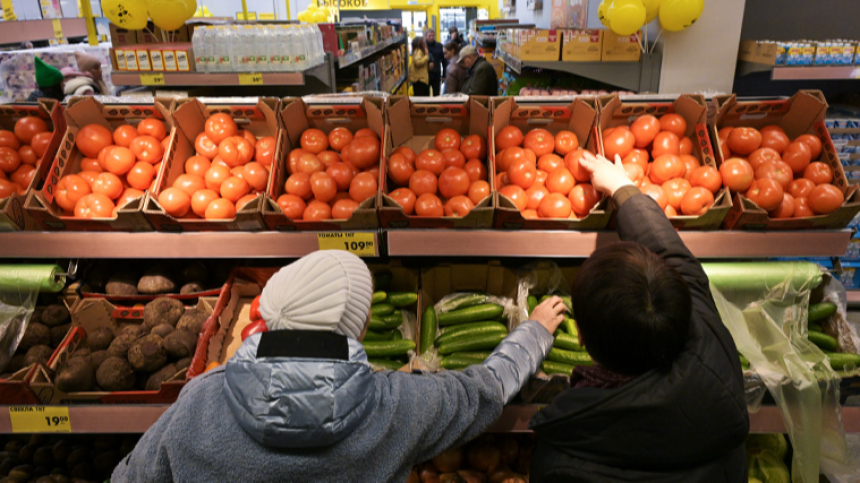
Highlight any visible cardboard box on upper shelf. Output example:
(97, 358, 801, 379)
(561, 29, 602, 62)
(601, 29, 641, 62)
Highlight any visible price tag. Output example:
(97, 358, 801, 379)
(51, 18, 64, 38)
(9, 406, 71, 433)
(1, 0, 16, 21)
(140, 73, 165, 86)
(238, 73, 263, 85)
(317, 232, 376, 257)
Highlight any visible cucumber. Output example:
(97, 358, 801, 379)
(372, 291, 388, 304)
(368, 358, 404, 371)
(369, 315, 402, 331)
(808, 330, 838, 352)
(389, 292, 418, 307)
(362, 339, 415, 357)
(563, 318, 578, 337)
(825, 352, 860, 370)
(438, 332, 506, 355)
(808, 323, 824, 333)
(434, 322, 508, 347)
(392, 330, 403, 340)
(542, 360, 576, 376)
(553, 332, 584, 352)
(436, 293, 489, 313)
(441, 352, 491, 370)
(546, 347, 593, 366)
(809, 302, 837, 322)
(419, 305, 437, 355)
(527, 295, 538, 316)
(364, 329, 395, 341)
(383, 312, 403, 325)
(560, 295, 573, 313)
(438, 303, 505, 327)
(374, 272, 392, 291)
(371, 303, 395, 317)
(739, 353, 750, 371)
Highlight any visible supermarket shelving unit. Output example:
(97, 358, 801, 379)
(0, 18, 88, 44)
(736, 61, 860, 81)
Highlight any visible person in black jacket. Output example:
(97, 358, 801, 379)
(424, 29, 445, 96)
(529, 152, 749, 482)
(448, 26, 465, 48)
(458, 46, 498, 96)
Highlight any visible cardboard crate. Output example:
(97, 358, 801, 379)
(261, 95, 383, 231)
(0, 99, 65, 231)
(601, 29, 641, 61)
(0, 365, 42, 404)
(561, 29, 602, 62)
(738, 39, 779, 65)
(599, 94, 731, 230)
(381, 96, 493, 229)
(143, 98, 280, 232)
(109, 23, 138, 46)
(25, 97, 174, 232)
(710, 90, 860, 230)
(517, 29, 562, 61)
(492, 96, 611, 230)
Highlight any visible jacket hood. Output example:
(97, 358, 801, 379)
(224, 330, 376, 449)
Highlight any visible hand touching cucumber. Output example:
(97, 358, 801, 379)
(530, 296, 566, 334)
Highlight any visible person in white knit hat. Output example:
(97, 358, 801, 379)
(114, 251, 566, 483)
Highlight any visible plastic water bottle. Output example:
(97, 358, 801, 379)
(256, 26, 270, 71)
(284, 26, 296, 72)
(311, 25, 324, 67)
(192, 27, 208, 73)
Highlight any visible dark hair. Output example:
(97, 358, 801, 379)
(572, 242, 691, 375)
(444, 41, 461, 55)
(412, 36, 426, 51)
(448, 26, 458, 33)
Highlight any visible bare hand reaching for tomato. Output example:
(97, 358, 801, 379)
(578, 152, 635, 197)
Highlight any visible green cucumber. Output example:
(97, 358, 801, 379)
(809, 302, 837, 322)
(364, 329, 395, 341)
(560, 295, 572, 313)
(389, 292, 418, 307)
(809, 330, 838, 352)
(553, 332, 584, 352)
(372, 291, 388, 304)
(438, 303, 505, 327)
(441, 352, 491, 370)
(368, 358, 404, 371)
(383, 312, 403, 325)
(374, 272, 392, 291)
(392, 330, 403, 340)
(369, 316, 401, 331)
(419, 305, 437, 355)
(563, 318, 578, 337)
(527, 295, 538, 316)
(542, 360, 576, 376)
(739, 353, 750, 371)
(362, 339, 415, 357)
(438, 332, 506, 355)
(809, 323, 824, 333)
(825, 352, 860, 370)
(437, 293, 489, 313)
(546, 347, 593, 366)
(434, 322, 508, 347)
(371, 303, 395, 317)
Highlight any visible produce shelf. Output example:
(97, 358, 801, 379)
(736, 61, 860, 81)
(337, 34, 407, 69)
(0, 18, 88, 44)
(112, 72, 304, 87)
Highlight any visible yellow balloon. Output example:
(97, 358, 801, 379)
(606, 0, 645, 36)
(311, 10, 327, 23)
(597, 1, 611, 29)
(184, 0, 197, 18)
(641, 0, 662, 23)
(658, 0, 704, 32)
(202, 5, 212, 16)
(103, 0, 148, 30)
(307, 2, 318, 10)
(147, 0, 191, 31)
(298, 11, 310, 22)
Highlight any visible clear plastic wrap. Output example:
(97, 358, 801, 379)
(0, 284, 40, 373)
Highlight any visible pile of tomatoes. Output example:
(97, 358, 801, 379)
(158, 113, 275, 220)
(386, 128, 488, 217)
(279, 127, 379, 221)
(54, 119, 169, 218)
(0, 116, 52, 199)
(716, 125, 843, 218)
(494, 125, 600, 219)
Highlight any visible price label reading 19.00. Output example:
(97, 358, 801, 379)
(9, 406, 71, 433)
(317, 232, 376, 257)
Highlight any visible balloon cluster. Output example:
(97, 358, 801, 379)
(597, 0, 703, 36)
(297, 3, 336, 23)
(103, 0, 197, 31)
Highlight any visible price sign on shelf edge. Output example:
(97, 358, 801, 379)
(317, 232, 376, 257)
(140, 73, 165, 86)
(9, 406, 71, 433)
(238, 73, 264, 85)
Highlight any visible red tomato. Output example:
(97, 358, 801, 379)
(439, 167, 471, 199)
(495, 172, 510, 190)
(434, 128, 461, 151)
(754, 160, 793, 190)
(91, 172, 123, 200)
(0, 131, 18, 150)
(680, 187, 714, 216)
(0, 179, 17, 198)
(459, 134, 486, 160)
(219, 136, 254, 167)
(116, 188, 145, 209)
(623, 148, 649, 171)
(553, 131, 579, 156)
(239, 129, 257, 146)
(204, 165, 232, 192)
(727, 127, 762, 155)
(782, 141, 811, 174)
(108, 125, 137, 148)
(521, 209, 538, 219)
(679, 137, 693, 156)
(415, 149, 445, 176)
(564, 149, 593, 182)
(102, 146, 135, 176)
(468, 181, 490, 206)
(546, 168, 575, 195)
(803, 162, 833, 185)
(623, 163, 645, 184)
(535, 170, 548, 185)
(76, 124, 113, 158)
(414, 193, 444, 216)
(349, 137, 380, 170)
(242, 162, 269, 191)
(309, 172, 337, 202)
(190, 189, 219, 217)
(185, 156, 212, 178)
(172, 173, 205, 197)
(795, 134, 822, 160)
(748, 147, 781, 171)
(568, 184, 601, 217)
(649, 155, 685, 185)
(296, 153, 324, 174)
(137, 119, 167, 140)
(641, 184, 668, 209)
(314, 151, 341, 169)
(664, 205, 678, 217)
(326, 163, 355, 191)
(789, 178, 815, 199)
(15, 116, 48, 145)
(127, 162, 156, 191)
(630, 115, 660, 148)
(662, 178, 692, 210)
(760, 127, 790, 154)
(659, 113, 687, 138)
(651, 132, 680, 158)
(441, 149, 466, 169)
(17, 146, 37, 166)
(495, 126, 524, 151)
(328, 128, 354, 152)
(393, 146, 417, 165)
(254, 136, 277, 166)
(0, 147, 20, 174)
(130, 136, 165, 164)
(689, 165, 722, 194)
(10, 165, 35, 188)
(746, 178, 784, 211)
(77, 171, 99, 187)
(464, 159, 487, 182)
(157, 187, 191, 217)
(74, 193, 114, 218)
(349, 172, 377, 202)
(718, 137, 732, 160)
(507, 159, 536, 190)
(525, 183, 549, 210)
(603, 129, 635, 160)
(300, 128, 329, 154)
(808, 184, 843, 215)
(793, 197, 813, 218)
(523, 129, 554, 157)
(331, 198, 359, 219)
(719, 127, 734, 140)
(444, 196, 475, 217)
(768, 193, 795, 219)
(195, 132, 219, 159)
(389, 187, 417, 215)
(680, 155, 699, 181)
(161, 137, 171, 153)
(719, 158, 754, 192)
(220, 176, 250, 203)
(499, 185, 527, 211)
(354, 128, 377, 140)
(205, 198, 237, 220)
(497, 147, 528, 173)
(537, 193, 571, 219)
(408, 170, 438, 197)
(205, 113, 238, 145)
(536, 154, 563, 174)
(30, 132, 51, 158)
(276, 193, 306, 219)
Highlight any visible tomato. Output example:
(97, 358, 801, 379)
(104, 146, 135, 175)
(754, 160, 793, 191)
(0, 131, 18, 150)
(137, 119, 167, 141)
(127, 162, 156, 191)
(782, 141, 811, 174)
(415, 193, 444, 217)
(388, 187, 417, 215)
(195, 133, 219, 160)
(545, 168, 575, 195)
(325, 163, 354, 191)
(189, 189, 218, 217)
(718, 137, 732, 160)
(522, 209, 539, 219)
(622, 148, 649, 171)
(523, 129, 554, 157)
(220, 176, 250, 203)
(327, 198, 358, 219)
(535, 154, 561, 174)
(808, 184, 843, 215)
(116, 188, 145, 209)
(603, 129, 635, 160)
(768, 193, 795, 219)
(535, 193, 570, 218)
(679, 137, 693, 156)
(463, 159, 487, 182)
(10, 165, 35, 188)
(659, 113, 687, 138)
(679, 187, 714, 216)
(564, 149, 592, 182)
(299, 128, 329, 154)
(316, 150, 341, 168)
(230, 166, 246, 182)
(793, 197, 813, 218)
(17, 146, 37, 166)
(444, 196, 475, 217)
(719, 158, 754, 192)
(254, 136, 277, 166)
(275, 193, 306, 219)
(460, 135, 487, 160)
(327, 127, 354, 152)
(664, 205, 678, 217)
(171, 173, 205, 196)
(662, 178, 691, 210)
(641, 184, 668, 209)
(296, 153, 324, 174)
(438, 167, 471, 199)
(392, 147, 417, 166)
(184, 156, 211, 178)
(745, 178, 784, 211)
(568, 184, 601, 217)
(77, 171, 99, 187)
(795, 134, 822, 160)
(760, 127, 790, 154)
(495, 126, 524, 151)
(349, 137, 380, 170)
(205, 198, 237, 220)
(789, 178, 815, 199)
(462, 181, 489, 206)
(525, 183, 549, 210)
(204, 165, 232, 192)
(76, 124, 113, 158)
(748, 147, 781, 171)
(0, 147, 20, 174)
(630, 115, 660, 148)
(497, 147, 528, 174)
(349, 172, 377, 203)
(308, 172, 336, 202)
(689, 165, 721, 194)
(241, 162, 268, 192)
(413, 149, 445, 176)
(760, 125, 784, 136)
(408, 170, 438, 197)
(74, 193, 114, 218)
(495, 172, 510, 190)
(354, 128, 377, 140)
(205, 113, 238, 144)
(130, 136, 165, 164)
(0, 179, 17, 198)
(432, 128, 460, 152)
(14, 116, 48, 145)
(219, 136, 254, 167)
(507, 159, 536, 190)
(649, 155, 685, 185)
(535, 170, 548, 185)
(161, 137, 171, 153)
(651, 132, 680, 158)
(499, 185, 527, 211)
(30, 132, 51, 158)
(623, 163, 645, 184)
(91, 172, 124, 200)
(437, 149, 465, 171)
(727, 127, 762, 155)
(212, 157, 229, 169)
(680, 155, 699, 181)
(803, 162, 833, 185)
(238, 129, 257, 146)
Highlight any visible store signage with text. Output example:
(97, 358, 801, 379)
(314, 0, 389, 10)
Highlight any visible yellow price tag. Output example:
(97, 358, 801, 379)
(238, 73, 263, 85)
(140, 73, 165, 86)
(9, 406, 71, 433)
(317, 232, 376, 257)
(51, 19, 64, 38)
(1, 0, 16, 21)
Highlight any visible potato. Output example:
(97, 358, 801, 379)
(52, 441, 70, 463)
(150, 324, 174, 339)
(69, 461, 95, 480)
(143, 298, 184, 329)
(128, 335, 167, 372)
(50, 324, 71, 347)
(32, 446, 53, 466)
(5, 440, 23, 452)
(88, 350, 109, 369)
(96, 357, 135, 392)
(19, 323, 50, 352)
(105, 272, 139, 295)
(180, 282, 205, 294)
(137, 268, 176, 294)
(118, 324, 145, 338)
(56, 359, 95, 392)
(85, 327, 114, 352)
(18, 443, 36, 462)
(8, 464, 33, 480)
(34, 476, 57, 483)
(106, 334, 137, 358)
(23, 345, 53, 367)
(145, 364, 177, 391)
(163, 329, 197, 360)
(174, 357, 192, 373)
(177, 309, 207, 335)
(65, 446, 89, 469)
(40, 305, 69, 327)
(0, 459, 17, 477)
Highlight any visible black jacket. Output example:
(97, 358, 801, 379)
(529, 189, 750, 482)
(461, 57, 498, 97)
(426, 40, 445, 80)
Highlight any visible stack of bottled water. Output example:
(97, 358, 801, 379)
(192, 24, 325, 73)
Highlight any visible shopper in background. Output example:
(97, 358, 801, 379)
(74, 51, 108, 95)
(424, 28, 445, 96)
(458, 46, 498, 96)
(442, 42, 466, 95)
(27, 57, 64, 102)
(409, 36, 430, 96)
(449, 26, 465, 48)
(528, 153, 749, 481)
(113, 251, 564, 483)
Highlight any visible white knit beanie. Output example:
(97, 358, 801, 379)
(259, 251, 373, 340)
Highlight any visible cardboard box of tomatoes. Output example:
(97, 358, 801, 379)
(492, 96, 610, 229)
(0, 99, 65, 231)
(380, 95, 494, 228)
(24, 97, 177, 231)
(142, 98, 280, 231)
(711, 90, 860, 230)
(261, 95, 383, 231)
(598, 94, 732, 230)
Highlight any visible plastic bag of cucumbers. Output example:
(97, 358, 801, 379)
(361, 272, 420, 372)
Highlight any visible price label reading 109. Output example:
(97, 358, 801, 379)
(317, 232, 376, 257)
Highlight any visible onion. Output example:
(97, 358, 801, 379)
(467, 443, 501, 473)
(433, 447, 464, 473)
